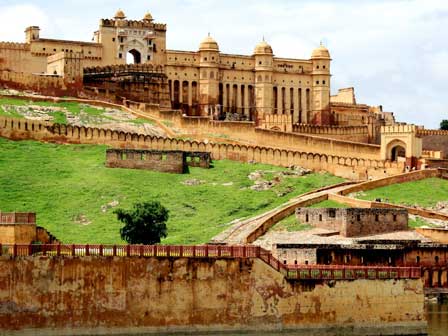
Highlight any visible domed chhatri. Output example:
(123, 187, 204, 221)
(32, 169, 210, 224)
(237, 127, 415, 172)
(254, 40, 273, 55)
(114, 9, 126, 20)
(311, 43, 331, 59)
(199, 34, 219, 51)
(143, 12, 153, 22)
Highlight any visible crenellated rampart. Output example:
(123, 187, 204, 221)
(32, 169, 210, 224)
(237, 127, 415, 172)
(0, 115, 404, 180)
(0, 42, 30, 51)
(132, 102, 383, 161)
(0, 70, 82, 96)
(83, 63, 165, 75)
(293, 123, 369, 142)
(417, 129, 448, 136)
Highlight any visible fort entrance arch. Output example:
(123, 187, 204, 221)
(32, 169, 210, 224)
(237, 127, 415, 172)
(124, 39, 146, 64)
(380, 125, 422, 168)
(127, 49, 142, 64)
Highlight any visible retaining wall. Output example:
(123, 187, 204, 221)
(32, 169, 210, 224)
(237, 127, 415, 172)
(0, 256, 426, 335)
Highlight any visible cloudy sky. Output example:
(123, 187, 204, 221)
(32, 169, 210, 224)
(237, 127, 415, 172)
(0, 0, 447, 128)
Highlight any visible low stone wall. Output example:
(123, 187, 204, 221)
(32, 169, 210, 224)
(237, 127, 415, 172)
(416, 228, 448, 244)
(328, 194, 448, 221)
(0, 256, 426, 335)
(339, 169, 443, 196)
(0, 116, 404, 180)
(246, 194, 329, 243)
(106, 149, 186, 174)
(293, 124, 370, 143)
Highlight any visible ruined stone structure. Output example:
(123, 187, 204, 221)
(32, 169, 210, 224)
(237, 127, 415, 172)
(105, 148, 211, 173)
(296, 208, 408, 237)
(0, 212, 57, 244)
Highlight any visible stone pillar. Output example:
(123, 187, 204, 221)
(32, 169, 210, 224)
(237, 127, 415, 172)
(302, 88, 308, 124)
(229, 85, 234, 113)
(170, 81, 175, 101)
(243, 85, 249, 117)
(293, 87, 300, 123)
(285, 87, 291, 116)
(278, 88, 283, 115)
(188, 81, 193, 107)
(222, 84, 227, 113)
(179, 83, 183, 104)
(236, 84, 242, 115)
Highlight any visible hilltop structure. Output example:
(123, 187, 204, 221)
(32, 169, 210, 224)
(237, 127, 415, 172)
(0, 9, 391, 126)
(0, 9, 447, 173)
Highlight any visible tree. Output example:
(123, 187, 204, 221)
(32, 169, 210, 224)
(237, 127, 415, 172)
(441, 120, 448, 130)
(115, 201, 168, 245)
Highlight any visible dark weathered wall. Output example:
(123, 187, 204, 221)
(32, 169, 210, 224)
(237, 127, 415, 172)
(106, 149, 186, 173)
(422, 134, 448, 159)
(296, 208, 408, 237)
(0, 256, 425, 335)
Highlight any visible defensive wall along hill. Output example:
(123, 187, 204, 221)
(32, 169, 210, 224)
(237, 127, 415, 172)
(0, 114, 403, 180)
(0, 247, 426, 335)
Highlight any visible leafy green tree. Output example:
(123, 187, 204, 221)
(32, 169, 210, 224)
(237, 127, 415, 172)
(115, 201, 168, 244)
(441, 120, 448, 130)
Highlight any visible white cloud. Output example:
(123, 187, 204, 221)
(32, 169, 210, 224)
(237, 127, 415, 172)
(0, 4, 50, 42)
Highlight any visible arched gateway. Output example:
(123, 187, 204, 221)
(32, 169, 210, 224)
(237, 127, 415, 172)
(380, 125, 422, 168)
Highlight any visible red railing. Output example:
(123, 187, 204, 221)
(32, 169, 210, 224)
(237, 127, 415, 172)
(0, 244, 421, 280)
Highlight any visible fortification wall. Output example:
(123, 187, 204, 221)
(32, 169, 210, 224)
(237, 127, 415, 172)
(134, 103, 382, 160)
(420, 133, 448, 159)
(0, 256, 426, 335)
(0, 70, 82, 96)
(0, 116, 404, 180)
(0, 43, 47, 73)
(293, 124, 369, 143)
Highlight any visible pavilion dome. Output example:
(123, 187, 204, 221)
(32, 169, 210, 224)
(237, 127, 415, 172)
(143, 12, 153, 21)
(254, 40, 273, 55)
(311, 44, 331, 59)
(114, 9, 126, 20)
(199, 35, 219, 52)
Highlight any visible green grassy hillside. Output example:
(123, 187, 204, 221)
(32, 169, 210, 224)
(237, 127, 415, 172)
(355, 178, 448, 208)
(0, 138, 343, 244)
(0, 96, 154, 126)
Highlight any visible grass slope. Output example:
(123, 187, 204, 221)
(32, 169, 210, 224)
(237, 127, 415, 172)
(356, 178, 448, 208)
(0, 97, 154, 126)
(0, 138, 343, 244)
